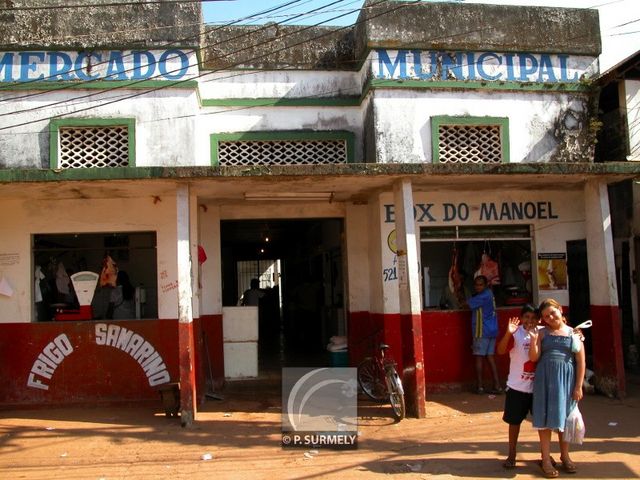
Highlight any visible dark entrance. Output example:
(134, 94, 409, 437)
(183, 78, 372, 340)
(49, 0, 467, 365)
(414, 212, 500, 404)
(220, 219, 345, 371)
(566, 239, 592, 366)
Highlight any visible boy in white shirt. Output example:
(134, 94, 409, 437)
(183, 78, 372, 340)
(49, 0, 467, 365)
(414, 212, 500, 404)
(496, 304, 539, 469)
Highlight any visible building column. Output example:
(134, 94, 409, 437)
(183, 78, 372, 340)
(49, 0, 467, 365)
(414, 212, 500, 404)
(177, 183, 197, 425)
(393, 179, 426, 417)
(584, 180, 626, 397)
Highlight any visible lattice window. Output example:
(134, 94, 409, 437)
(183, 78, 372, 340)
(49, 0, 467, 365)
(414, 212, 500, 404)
(437, 124, 503, 164)
(58, 125, 130, 169)
(217, 139, 348, 166)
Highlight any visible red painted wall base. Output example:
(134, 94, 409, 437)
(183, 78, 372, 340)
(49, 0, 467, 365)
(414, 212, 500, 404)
(2, 305, 625, 406)
(0, 316, 226, 408)
(590, 304, 626, 397)
(349, 309, 519, 393)
(0, 320, 179, 407)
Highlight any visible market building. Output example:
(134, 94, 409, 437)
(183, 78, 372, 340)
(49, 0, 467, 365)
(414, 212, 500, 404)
(0, 0, 637, 421)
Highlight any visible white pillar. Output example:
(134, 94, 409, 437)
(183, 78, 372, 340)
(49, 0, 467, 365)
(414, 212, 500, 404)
(393, 179, 421, 315)
(177, 184, 193, 326)
(177, 183, 196, 425)
(585, 180, 618, 306)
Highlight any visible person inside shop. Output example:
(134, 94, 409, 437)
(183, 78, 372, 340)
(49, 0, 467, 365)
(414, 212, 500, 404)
(240, 278, 265, 306)
(107, 270, 135, 319)
(464, 275, 503, 395)
(34, 264, 52, 321)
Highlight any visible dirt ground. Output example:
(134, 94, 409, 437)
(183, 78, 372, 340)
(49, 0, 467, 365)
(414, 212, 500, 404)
(1, 377, 639, 480)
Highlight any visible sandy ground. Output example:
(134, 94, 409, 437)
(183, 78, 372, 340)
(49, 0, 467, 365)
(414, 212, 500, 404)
(1, 378, 639, 480)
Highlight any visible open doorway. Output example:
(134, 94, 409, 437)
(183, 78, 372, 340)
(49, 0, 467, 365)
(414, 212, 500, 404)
(220, 219, 345, 372)
(567, 239, 592, 367)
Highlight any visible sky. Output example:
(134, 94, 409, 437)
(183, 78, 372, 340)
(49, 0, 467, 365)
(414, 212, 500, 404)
(202, 0, 640, 72)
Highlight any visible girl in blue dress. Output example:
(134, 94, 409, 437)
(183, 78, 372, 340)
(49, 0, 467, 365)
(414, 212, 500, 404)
(529, 298, 585, 478)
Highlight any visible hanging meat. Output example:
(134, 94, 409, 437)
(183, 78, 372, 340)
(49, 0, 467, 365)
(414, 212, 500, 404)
(99, 255, 118, 287)
(448, 246, 466, 306)
(475, 252, 501, 286)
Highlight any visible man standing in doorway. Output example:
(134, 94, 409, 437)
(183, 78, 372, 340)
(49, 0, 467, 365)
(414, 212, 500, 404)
(241, 278, 265, 306)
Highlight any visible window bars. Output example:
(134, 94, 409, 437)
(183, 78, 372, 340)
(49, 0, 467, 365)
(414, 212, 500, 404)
(218, 138, 348, 166)
(58, 125, 130, 169)
(437, 124, 502, 164)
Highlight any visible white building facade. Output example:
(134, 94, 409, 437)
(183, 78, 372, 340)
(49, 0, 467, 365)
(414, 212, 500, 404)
(0, 0, 635, 419)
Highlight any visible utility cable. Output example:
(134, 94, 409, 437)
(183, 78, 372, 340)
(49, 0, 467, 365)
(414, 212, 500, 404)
(0, 0, 358, 115)
(0, 0, 347, 106)
(0, 0, 307, 95)
(9, 0, 582, 134)
(11, 1, 564, 135)
(0, 0, 399, 132)
(1, 0, 602, 135)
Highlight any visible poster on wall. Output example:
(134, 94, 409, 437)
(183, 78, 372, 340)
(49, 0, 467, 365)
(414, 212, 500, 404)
(537, 253, 567, 290)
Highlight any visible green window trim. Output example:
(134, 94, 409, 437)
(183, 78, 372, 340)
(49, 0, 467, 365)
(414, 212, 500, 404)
(210, 130, 356, 166)
(431, 116, 510, 164)
(49, 117, 136, 169)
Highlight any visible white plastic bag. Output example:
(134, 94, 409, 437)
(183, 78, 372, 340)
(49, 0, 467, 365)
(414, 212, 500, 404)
(564, 405, 585, 444)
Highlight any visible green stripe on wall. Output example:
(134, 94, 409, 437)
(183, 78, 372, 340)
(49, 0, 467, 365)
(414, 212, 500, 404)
(199, 79, 589, 108)
(201, 96, 361, 107)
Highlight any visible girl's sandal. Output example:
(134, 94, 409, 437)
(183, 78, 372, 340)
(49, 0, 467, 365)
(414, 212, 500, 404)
(540, 464, 559, 478)
(502, 458, 516, 469)
(561, 459, 577, 474)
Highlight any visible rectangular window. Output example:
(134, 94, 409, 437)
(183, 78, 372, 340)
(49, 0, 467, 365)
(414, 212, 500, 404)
(50, 118, 135, 169)
(33, 232, 156, 322)
(211, 131, 355, 166)
(420, 225, 531, 310)
(431, 116, 509, 164)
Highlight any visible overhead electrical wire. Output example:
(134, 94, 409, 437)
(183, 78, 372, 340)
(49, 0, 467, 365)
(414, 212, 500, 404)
(1, 0, 605, 102)
(0, 0, 367, 123)
(0, 4, 355, 124)
(3, 0, 599, 134)
(3, 0, 596, 105)
(1, 0, 603, 103)
(0, 0, 382, 133)
(0, 0, 350, 110)
(0, 0, 363, 127)
(0, 0, 308, 96)
(0, 0, 357, 109)
(0, 0, 598, 134)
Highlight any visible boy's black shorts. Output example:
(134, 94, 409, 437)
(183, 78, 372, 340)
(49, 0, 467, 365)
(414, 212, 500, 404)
(502, 387, 533, 425)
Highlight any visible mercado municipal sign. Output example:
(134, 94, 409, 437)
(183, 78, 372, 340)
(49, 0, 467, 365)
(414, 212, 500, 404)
(373, 49, 595, 84)
(0, 49, 197, 82)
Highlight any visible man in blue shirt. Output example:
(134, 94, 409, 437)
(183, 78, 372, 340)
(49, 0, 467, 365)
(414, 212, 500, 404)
(466, 275, 502, 394)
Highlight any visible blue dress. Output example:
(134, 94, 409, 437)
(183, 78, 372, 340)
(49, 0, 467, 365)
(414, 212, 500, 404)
(532, 329, 575, 430)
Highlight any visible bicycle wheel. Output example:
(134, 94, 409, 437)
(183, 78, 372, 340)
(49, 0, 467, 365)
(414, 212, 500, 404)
(357, 357, 387, 402)
(386, 367, 406, 421)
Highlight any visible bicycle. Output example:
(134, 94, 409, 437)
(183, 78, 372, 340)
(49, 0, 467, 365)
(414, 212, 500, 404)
(357, 343, 406, 421)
